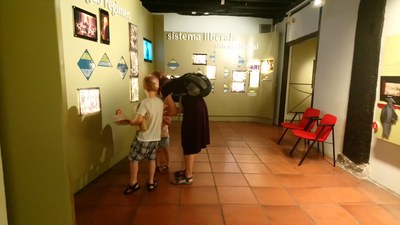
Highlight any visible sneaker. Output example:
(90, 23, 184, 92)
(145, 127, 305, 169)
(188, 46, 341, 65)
(171, 175, 193, 185)
(123, 183, 140, 194)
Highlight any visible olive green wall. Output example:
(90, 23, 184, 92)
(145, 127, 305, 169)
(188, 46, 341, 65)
(0, 1, 73, 224)
(58, 0, 154, 192)
(162, 31, 280, 122)
(0, 0, 155, 224)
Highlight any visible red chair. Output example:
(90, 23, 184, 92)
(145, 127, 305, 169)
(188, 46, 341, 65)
(277, 108, 321, 144)
(289, 113, 337, 166)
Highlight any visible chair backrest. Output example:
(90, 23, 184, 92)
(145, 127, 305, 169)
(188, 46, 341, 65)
(314, 114, 337, 142)
(299, 108, 321, 131)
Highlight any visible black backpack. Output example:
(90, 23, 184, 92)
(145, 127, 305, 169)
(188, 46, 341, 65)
(162, 73, 212, 99)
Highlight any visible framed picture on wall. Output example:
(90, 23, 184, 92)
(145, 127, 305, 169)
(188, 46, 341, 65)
(232, 70, 247, 82)
(130, 77, 139, 102)
(193, 53, 207, 65)
(99, 9, 110, 44)
(380, 76, 400, 104)
(77, 87, 101, 115)
(73, 6, 98, 42)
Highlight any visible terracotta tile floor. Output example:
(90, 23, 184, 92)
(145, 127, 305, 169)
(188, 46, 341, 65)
(74, 121, 400, 225)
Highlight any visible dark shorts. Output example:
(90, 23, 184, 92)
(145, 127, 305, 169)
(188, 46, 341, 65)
(128, 138, 159, 161)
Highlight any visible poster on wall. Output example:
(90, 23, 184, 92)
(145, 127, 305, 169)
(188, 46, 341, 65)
(232, 70, 247, 82)
(206, 66, 216, 80)
(98, 53, 112, 67)
(223, 83, 229, 93)
(231, 82, 246, 93)
(193, 53, 207, 65)
(238, 56, 245, 67)
(129, 23, 139, 77)
(77, 49, 96, 80)
(249, 70, 260, 88)
(77, 87, 101, 115)
(99, 9, 110, 44)
(117, 56, 128, 79)
(73, 6, 97, 42)
(167, 59, 180, 71)
(209, 52, 216, 63)
(130, 77, 139, 102)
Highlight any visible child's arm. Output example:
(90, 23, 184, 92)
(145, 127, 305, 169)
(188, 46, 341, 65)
(115, 113, 144, 126)
(163, 95, 178, 116)
(163, 116, 172, 125)
(129, 114, 144, 126)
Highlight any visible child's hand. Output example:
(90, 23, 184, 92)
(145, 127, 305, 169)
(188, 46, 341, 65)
(115, 119, 131, 125)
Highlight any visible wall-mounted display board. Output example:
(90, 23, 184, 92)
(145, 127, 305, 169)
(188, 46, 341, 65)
(78, 87, 101, 116)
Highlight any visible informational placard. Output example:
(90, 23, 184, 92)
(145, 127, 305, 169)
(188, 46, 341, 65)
(78, 87, 101, 115)
(98, 53, 112, 67)
(77, 49, 96, 80)
(117, 56, 128, 79)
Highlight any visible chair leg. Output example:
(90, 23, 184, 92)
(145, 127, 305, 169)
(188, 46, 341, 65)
(298, 140, 318, 166)
(289, 138, 302, 156)
(277, 128, 288, 144)
(332, 128, 336, 167)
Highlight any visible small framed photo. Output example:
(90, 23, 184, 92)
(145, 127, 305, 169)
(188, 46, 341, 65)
(380, 76, 400, 104)
(231, 82, 246, 93)
(130, 77, 139, 102)
(193, 53, 207, 65)
(73, 6, 98, 42)
(232, 70, 247, 82)
(206, 65, 216, 80)
(99, 9, 110, 44)
(77, 87, 101, 115)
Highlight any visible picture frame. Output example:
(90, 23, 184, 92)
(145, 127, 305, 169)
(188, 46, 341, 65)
(380, 76, 400, 104)
(193, 53, 207, 65)
(232, 70, 247, 82)
(73, 6, 98, 42)
(77, 87, 101, 115)
(129, 23, 139, 77)
(130, 77, 139, 102)
(99, 9, 110, 44)
(206, 65, 216, 80)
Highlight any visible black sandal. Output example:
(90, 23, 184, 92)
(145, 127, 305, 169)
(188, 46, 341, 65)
(147, 181, 158, 191)
(173, 169, 185, 178)
(171, 175, 193, 185)
(123, 182, 140, 194)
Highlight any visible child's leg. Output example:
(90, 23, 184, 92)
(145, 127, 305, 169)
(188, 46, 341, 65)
(148, 159, 156, 183)
(156, 148, 162, 167)
(163, 147, 170, 166)
(129, 160, 139, 185)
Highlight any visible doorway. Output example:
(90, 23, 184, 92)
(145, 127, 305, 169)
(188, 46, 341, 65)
(279, 36, 318, 122)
